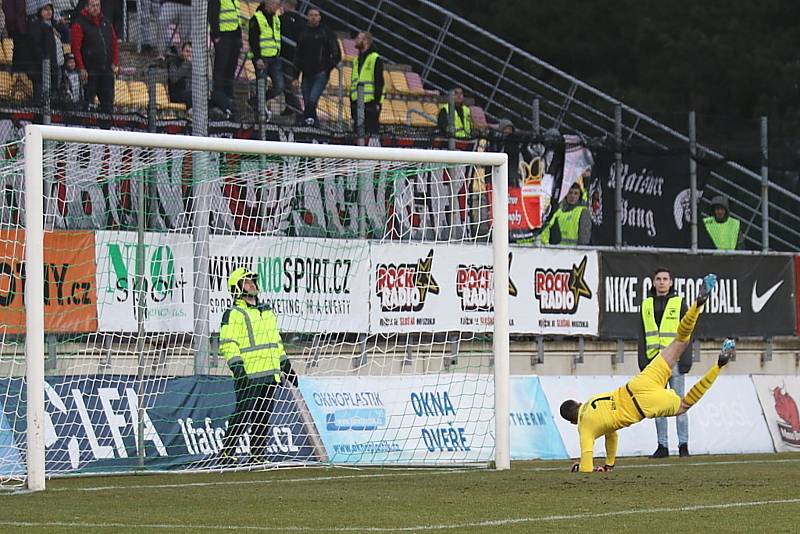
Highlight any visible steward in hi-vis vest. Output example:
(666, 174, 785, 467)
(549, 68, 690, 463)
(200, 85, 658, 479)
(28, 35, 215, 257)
(540, 182, 591, 246)
(349, 31, 384, 135)
(437, 87, 472, 138)
(218, 267, 298, 464)
(702, 195, 742, 250)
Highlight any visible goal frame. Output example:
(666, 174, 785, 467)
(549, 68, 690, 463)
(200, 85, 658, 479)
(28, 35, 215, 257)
(22, 124, 510, 491)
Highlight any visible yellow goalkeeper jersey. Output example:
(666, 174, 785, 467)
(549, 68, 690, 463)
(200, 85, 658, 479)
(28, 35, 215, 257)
(577, 385, 643, 472)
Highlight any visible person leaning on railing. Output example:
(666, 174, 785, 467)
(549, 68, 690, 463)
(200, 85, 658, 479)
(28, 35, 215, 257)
(540, 182, 592, 246)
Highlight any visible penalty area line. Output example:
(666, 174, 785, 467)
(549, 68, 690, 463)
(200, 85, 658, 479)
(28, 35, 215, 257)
(2, 498, 799, 532)
(520, 457, 800, 472)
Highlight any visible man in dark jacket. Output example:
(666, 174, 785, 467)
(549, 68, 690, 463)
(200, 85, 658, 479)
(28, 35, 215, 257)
(278, 0, 303, 115)
(70, 0, 118, 114)
(638, 267, 693, 458)
(292, 8, 340, 126)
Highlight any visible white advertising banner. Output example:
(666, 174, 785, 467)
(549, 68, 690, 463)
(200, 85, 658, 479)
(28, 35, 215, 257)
(370, 243, 470, 334)
(540, 375, 773, 460)
(752, 375, 800, 452)
(208, 236, 371, 333)
(95, 231, 195, 332)
(510, 248, 599, 335)
(299, 374, 495, 464)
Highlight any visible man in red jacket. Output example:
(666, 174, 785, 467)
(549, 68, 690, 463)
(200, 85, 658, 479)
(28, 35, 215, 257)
(70, 0, 119, 115)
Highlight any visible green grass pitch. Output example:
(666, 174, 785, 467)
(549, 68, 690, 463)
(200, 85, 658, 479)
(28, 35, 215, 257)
(2, 453, 799, 533)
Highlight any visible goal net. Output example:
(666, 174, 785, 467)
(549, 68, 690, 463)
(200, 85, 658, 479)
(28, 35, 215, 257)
(1, 126, 509, 491)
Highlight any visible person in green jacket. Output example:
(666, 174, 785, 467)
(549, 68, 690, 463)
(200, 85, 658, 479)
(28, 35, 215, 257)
(540, 182, 591, 245)
(218, 267, 299, 464)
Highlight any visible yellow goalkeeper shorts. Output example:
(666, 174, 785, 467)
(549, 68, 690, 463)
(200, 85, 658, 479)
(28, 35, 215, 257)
(626, 355, 682, 418)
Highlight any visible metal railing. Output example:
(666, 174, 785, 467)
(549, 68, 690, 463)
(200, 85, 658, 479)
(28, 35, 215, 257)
(306, 0, 800, 251)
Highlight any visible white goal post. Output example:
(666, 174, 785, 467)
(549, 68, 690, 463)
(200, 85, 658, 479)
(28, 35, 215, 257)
(17, 124, 509, 491)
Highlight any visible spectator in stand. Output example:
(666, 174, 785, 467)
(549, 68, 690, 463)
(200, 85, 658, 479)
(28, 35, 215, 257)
(208, 0, 242, 119)
(700, 195, 744, 250)
(540, 182, 591, 246)
(61, 52, 83, 109)
(29, 2, 64, 105)
(77, 0, 123, 40)
(350, 31, 383, 136)
(71, 0, 119, 114)
(2, 0, 33, 83)
(248, 0, 283, 121)
(51, 0, 75, 42)
(293, 8, 340, 126)
(167, 41, 192, 108)
(278, 0, 303, 116)
(437, 86, 472, 139)
(158, 0, 192, 61)
(138, 0, 161, 55)
(492, 119, 520, 188)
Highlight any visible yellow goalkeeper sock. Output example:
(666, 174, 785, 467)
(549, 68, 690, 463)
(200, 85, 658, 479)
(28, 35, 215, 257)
(676, 301, 702, 342)
(684, 363, 721, 407)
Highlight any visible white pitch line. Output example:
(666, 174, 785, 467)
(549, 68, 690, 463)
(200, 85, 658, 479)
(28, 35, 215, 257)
(54, 468, 473, 493)
(1, 498, 798, 532)
(48, 456, 800, 493)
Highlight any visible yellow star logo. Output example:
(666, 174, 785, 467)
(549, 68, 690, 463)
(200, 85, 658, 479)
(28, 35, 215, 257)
(568, 256, 592, 301)
(415, 250, 440, 301)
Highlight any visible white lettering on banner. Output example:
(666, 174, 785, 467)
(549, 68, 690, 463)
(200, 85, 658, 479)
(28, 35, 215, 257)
(312, 391, 383, 407)
(605, 275, 742, 315)
(606, 165, 662, 237)
(604, 276, 639, 313)
(40, 386, 168, 469)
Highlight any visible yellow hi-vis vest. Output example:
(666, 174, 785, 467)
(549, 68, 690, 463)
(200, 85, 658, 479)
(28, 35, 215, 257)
(253, 10, 281, 58)
(541, 205, 586, 245)
(218, 0, 241, 32)
(703, 216, 740, 250)
(641, 295, 682, 360)
(440, 103, 472, 138)
(350, 51, 384, 103)
(219, 298, 287, 381)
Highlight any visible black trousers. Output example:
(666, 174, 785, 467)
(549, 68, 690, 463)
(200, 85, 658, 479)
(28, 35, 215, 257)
(211, 32, 242, 111)
(85, 70, 115, 115)
(351, 100, 381, 135)
(221, 376, 278, 457)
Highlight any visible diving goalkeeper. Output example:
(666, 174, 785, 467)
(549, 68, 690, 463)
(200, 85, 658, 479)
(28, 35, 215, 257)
(559, 273, 735, 473)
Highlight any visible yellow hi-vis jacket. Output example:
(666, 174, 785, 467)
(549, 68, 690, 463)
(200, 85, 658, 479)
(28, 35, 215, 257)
(641, 295, 682, 360)
(350, 51, 384, 103)
(218, 0, 241, 32)
(253, 10, 281, 58)
(703, 216, 740, 250)
(440, 103, 472, 138)
(220, 298, 286, 381)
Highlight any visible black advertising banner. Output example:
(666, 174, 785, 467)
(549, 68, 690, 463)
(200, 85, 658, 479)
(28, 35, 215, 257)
(589, 151, 701, 248)
(600, 251, 796, 338)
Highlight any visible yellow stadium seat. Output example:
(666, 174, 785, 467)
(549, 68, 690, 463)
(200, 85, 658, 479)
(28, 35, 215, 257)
(382, 71, 394, 94)
(379, 100, 398, 124)
(114, 80, 131, 106)
(390, 71, 410, 94)
(241, 1, 258, 19)
(13, 74, 32, 102)
(391, 99, 408, 124)
(127, 81, 148, 105)
(406, 100, 434, 127)
(0, 72, 13, 99)
(423, 101, 440, 118)
(0, 40, 13, 65)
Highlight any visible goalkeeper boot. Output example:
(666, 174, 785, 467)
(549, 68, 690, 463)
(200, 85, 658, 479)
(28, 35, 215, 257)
(696, 273, 717, 305)
(718, 338, 736, 367)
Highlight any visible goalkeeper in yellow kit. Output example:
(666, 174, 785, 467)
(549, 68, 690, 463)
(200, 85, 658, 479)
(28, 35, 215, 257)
(559, 274, 735, 473)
